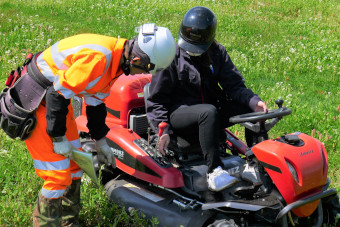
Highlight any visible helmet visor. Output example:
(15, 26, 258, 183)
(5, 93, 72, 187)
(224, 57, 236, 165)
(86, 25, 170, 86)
(178, 32, 212, 54)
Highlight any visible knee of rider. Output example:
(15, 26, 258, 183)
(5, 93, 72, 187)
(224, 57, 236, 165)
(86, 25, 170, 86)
(200, 104, 218, 120)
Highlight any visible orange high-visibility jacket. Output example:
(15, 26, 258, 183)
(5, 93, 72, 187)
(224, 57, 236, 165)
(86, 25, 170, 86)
(36, 34, 127, 106)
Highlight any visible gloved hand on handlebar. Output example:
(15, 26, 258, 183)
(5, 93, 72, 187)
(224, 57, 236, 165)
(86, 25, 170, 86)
(254, 101, 268, 113)
(52, 136, 74, 160)
(95, 137, 116, 168)
(158, 134, 170, 156)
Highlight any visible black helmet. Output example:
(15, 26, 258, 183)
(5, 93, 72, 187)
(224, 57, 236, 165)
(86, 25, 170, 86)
(178, 6, 217, 54)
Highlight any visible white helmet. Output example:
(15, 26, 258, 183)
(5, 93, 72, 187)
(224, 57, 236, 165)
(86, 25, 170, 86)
(135, 23, 176, 75)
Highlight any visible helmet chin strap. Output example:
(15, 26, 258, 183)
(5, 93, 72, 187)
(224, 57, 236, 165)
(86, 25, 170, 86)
(121, 40, 135, 75)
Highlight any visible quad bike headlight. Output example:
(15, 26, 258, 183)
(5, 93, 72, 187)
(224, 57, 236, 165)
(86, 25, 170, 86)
(286, 160, 299, 183)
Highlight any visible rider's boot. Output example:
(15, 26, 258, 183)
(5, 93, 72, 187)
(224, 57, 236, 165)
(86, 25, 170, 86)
(207, 166, 238, 191)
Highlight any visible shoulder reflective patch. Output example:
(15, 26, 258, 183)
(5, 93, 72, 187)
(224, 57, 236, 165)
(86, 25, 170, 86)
(36, 53, 56, 82)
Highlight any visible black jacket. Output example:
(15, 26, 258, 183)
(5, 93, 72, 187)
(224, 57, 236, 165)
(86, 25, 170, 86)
(146, 42, 261, 135)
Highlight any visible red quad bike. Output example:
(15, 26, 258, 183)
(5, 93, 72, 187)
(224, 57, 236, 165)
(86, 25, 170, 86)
(73, 74, 339, 227)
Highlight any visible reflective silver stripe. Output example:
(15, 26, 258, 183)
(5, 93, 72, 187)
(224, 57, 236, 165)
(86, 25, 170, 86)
(50, 42, 112, 80)
(50, 42, 69, 70)
(71, 170, 83, 179)
(85, 77, 101, 90)
(84, 96, 103, 106)
(41, 188, 65, 199)
(36, 53, 56, 82)
(94, 92, 110, 100)
(34, 159, 70, 171)
(54, 75, 76, 99)
(70, 139, 81, 149)
(79, 92, 109, 105)
(40, 41, 113, 98)
(51, 42, 112, 97)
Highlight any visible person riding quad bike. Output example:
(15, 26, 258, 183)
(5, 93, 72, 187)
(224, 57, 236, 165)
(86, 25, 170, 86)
(146, 6, 268, 192)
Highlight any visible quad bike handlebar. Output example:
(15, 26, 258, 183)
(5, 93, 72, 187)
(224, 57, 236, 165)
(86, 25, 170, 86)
(229, 99, 292, 134)
(229, 108, 291, 124)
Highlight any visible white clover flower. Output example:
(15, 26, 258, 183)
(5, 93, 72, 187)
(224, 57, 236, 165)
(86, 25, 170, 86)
(0, 149, 8, 155)
(316, 65, 322, 72)
(289, 48, 296, 53)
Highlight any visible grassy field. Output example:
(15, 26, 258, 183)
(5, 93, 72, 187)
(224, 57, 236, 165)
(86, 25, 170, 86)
(0, 0, 339, 226)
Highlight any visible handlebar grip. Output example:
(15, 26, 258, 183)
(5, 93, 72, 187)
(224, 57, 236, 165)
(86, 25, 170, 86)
(158, 122, 168, 136)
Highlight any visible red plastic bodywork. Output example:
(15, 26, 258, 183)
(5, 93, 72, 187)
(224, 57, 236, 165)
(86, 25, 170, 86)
(252, 133, 328, 217)
(76, 74, 184, 188)
(75, 74, 329, 211)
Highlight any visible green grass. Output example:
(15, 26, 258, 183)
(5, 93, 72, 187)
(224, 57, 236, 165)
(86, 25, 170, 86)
(0, 0, 339, 226)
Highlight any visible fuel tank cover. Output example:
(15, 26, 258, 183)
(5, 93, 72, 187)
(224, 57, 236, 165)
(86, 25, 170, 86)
(279, 134, 305, 146)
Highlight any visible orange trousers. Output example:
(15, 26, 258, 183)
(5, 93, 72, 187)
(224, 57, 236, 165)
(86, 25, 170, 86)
(25, 103, 83, 199)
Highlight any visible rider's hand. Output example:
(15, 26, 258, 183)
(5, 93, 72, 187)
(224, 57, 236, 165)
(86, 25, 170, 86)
(158, 134, 170, 156)
(52, 136, 74, 160)
(254, 101, 268, 113)
(95, 137, 116, 168)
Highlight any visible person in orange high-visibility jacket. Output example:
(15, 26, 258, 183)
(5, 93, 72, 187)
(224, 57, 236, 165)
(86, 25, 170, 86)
(24, 23, 176, 226)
